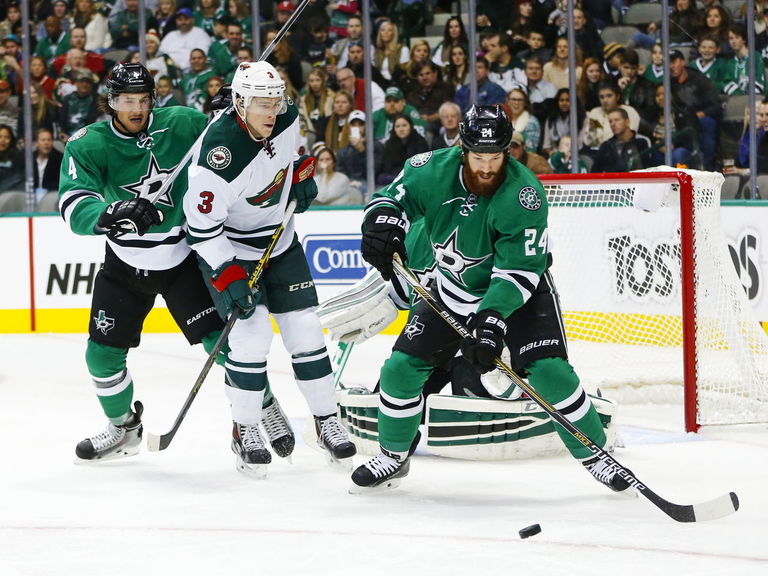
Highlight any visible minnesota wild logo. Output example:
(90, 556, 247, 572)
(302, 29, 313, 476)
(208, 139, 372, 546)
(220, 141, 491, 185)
(246, 165, 288, 207)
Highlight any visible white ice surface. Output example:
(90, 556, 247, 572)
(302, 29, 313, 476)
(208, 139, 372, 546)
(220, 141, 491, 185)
(0, 333, 766, 576)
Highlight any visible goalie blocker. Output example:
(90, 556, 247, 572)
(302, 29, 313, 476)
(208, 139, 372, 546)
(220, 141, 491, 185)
(337, 389, 619, 460)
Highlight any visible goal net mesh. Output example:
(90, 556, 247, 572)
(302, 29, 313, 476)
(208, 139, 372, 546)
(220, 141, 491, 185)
(542, 169, 768, 427)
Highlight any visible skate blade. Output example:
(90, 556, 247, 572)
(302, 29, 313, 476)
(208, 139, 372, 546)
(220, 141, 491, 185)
(325, 452, 353, 471)
(348, 477, 403, 494)
(235, 456, 268, 479)
(73, 445, 140, 465)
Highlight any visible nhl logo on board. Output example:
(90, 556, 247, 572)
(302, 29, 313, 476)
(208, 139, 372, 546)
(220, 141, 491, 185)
(68, 127, 88, 141)
(409, 151, 432, 168)
(518, 186, 541, 211)
(207, 146, 232, 170)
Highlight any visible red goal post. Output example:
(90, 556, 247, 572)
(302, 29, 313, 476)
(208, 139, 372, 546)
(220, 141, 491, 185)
(539, 169, 768, 432)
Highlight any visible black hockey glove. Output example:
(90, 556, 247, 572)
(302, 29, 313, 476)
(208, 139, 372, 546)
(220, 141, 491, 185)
(361, 207, 407, 281)
(96, 198, 164, 238)
(210, 261, 256, 319)
(290, 155, 318, 213)
(210, 84, 232, 112)
(460, 310, 507, 374)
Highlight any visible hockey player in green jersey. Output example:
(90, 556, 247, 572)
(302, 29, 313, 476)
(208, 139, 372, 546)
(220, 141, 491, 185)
(352, 104, 630, 492)
(183, 60, 356, 477)
(59, 62, 294, 464)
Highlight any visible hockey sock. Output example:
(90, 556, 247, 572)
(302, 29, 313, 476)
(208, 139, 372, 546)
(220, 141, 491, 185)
(201, 330, 229, 367)
(377, 351, 432, 455)
(292, 346, 338, 416)
(85, 340, 133, 423)
(525, 357, 606, 459)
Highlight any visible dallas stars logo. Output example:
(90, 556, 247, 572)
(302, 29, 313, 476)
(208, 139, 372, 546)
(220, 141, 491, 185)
(409, 262, 437, 302)
(93, 310, 115, 336)
(121, 154, 175, 207)
(404, 315, 424, 340)
(433, 228, 488, 284)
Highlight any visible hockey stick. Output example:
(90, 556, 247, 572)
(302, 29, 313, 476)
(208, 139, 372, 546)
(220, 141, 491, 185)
(391, 255, 739, 523)
(142, 0, 313, 208)
(147, 201, 298, 452)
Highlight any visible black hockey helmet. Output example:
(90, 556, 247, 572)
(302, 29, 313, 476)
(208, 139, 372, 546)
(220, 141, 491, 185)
(106, 62, 155, 95)
(459, 104, 514, 154)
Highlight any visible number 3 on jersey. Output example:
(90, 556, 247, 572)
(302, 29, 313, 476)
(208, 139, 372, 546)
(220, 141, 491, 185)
(198, 191, 214, 214)
(524, 228, 548, 256)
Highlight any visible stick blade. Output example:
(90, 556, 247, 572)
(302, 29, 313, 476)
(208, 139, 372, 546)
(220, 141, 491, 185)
(691, 491, 740, 522)
(146, 431, 169, 452)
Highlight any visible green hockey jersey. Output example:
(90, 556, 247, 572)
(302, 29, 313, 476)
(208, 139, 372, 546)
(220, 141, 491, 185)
(58, 106, 209, 270)
(365, 146, 549, 318)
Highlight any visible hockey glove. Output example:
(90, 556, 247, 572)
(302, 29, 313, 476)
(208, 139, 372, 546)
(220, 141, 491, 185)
(210, 84, 232, 112)
(361, 207, 407, 281)
(210, 261, 256, 319)
(460, 310, 507, 374)
(96, 198, 164, 238)
(290, 155, 318, 213)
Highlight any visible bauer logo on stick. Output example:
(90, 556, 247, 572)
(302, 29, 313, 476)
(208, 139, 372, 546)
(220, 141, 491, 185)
(207, 146, 232, 170)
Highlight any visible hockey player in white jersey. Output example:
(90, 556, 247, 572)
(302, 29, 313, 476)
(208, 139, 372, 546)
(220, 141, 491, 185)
(183, 61, 356, 477)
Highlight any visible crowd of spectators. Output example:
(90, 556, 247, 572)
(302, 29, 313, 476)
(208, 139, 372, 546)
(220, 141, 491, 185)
(1, 0, 768, 203)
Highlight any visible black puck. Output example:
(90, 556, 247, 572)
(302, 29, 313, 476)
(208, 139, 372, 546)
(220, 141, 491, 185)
(519, 524, 542, 539)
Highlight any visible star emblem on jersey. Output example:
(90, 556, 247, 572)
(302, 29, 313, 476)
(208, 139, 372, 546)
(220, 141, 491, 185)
(519, 186, 542, 211)
(93, 310, 115, 336)
(433, 228, 489, 284)
(120, 154, 175, 207)
(404, 315, 425, 340)
(207, 146, 232, 170)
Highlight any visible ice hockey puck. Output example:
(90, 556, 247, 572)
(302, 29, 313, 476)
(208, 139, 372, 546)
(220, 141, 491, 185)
(519, 524, 542, 539)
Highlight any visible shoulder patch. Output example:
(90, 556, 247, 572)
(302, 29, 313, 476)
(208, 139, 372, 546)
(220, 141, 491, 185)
(410, 151, 432, 168)
(68, 127, 88, 142)
(206, 146, 232, 170)
(519, 186, 542, 211)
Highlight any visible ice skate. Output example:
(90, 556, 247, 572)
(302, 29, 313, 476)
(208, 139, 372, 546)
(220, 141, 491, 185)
(261, 397, 295, 460)
(315, 414, 356, 469)
(75, 401, 144, 463)
(582, 455, 633, 493)
(350, 450, 410, 493)
(232, 422, 271, 479)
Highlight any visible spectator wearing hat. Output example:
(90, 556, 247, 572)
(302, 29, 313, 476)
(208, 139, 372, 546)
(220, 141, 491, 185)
(209, 20, 245, 78)
(509, 131, 552, 175)
(454, 56, 507, 115)
(52, 27, 105, 79)
(602, 42, 625, 79)
(58, 68, 99, 141)
(36, 16, 72, 63)
(144, 30, 179, 83)
(668, 48, 721, 170)
(1, 34, 23, 92)
(313, 145, 361, 206)
(70, 0, 112, 51)
(431, 101, 461, 151)
(335, 66, 385, 113)
(592, 108, 652, 173)
(160, 8, 211, 73)
(336, 109, 384, 200)
(109, 0, 157, 50)
(373, 86, 427, 143)
(0, 80, 18, 136)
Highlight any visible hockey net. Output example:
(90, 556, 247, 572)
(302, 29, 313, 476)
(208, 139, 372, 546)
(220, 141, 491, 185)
(540, 169, 768, 431)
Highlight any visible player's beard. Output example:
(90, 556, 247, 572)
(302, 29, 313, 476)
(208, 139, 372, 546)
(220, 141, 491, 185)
(462, 156, 508, 197)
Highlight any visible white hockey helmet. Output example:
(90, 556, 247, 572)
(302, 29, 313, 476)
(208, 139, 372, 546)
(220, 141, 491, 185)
(231, 61, 287, 120)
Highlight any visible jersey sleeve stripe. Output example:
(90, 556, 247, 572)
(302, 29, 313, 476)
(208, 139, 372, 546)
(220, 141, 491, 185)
(109, 229, 186, 248)
(490, 268, 540, 302)
(59, 190, 103, 222)
(223, 223, 281, 236)
(187, 222, 223, 235)
(364, 197, 401, 218)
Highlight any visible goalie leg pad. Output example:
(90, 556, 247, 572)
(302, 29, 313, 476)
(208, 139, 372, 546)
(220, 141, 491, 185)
(315, 269, 398, 343)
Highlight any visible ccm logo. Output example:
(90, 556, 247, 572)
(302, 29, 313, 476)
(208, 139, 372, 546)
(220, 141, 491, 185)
(519, 338, 560, 354)
(288, 281, 315, 291)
